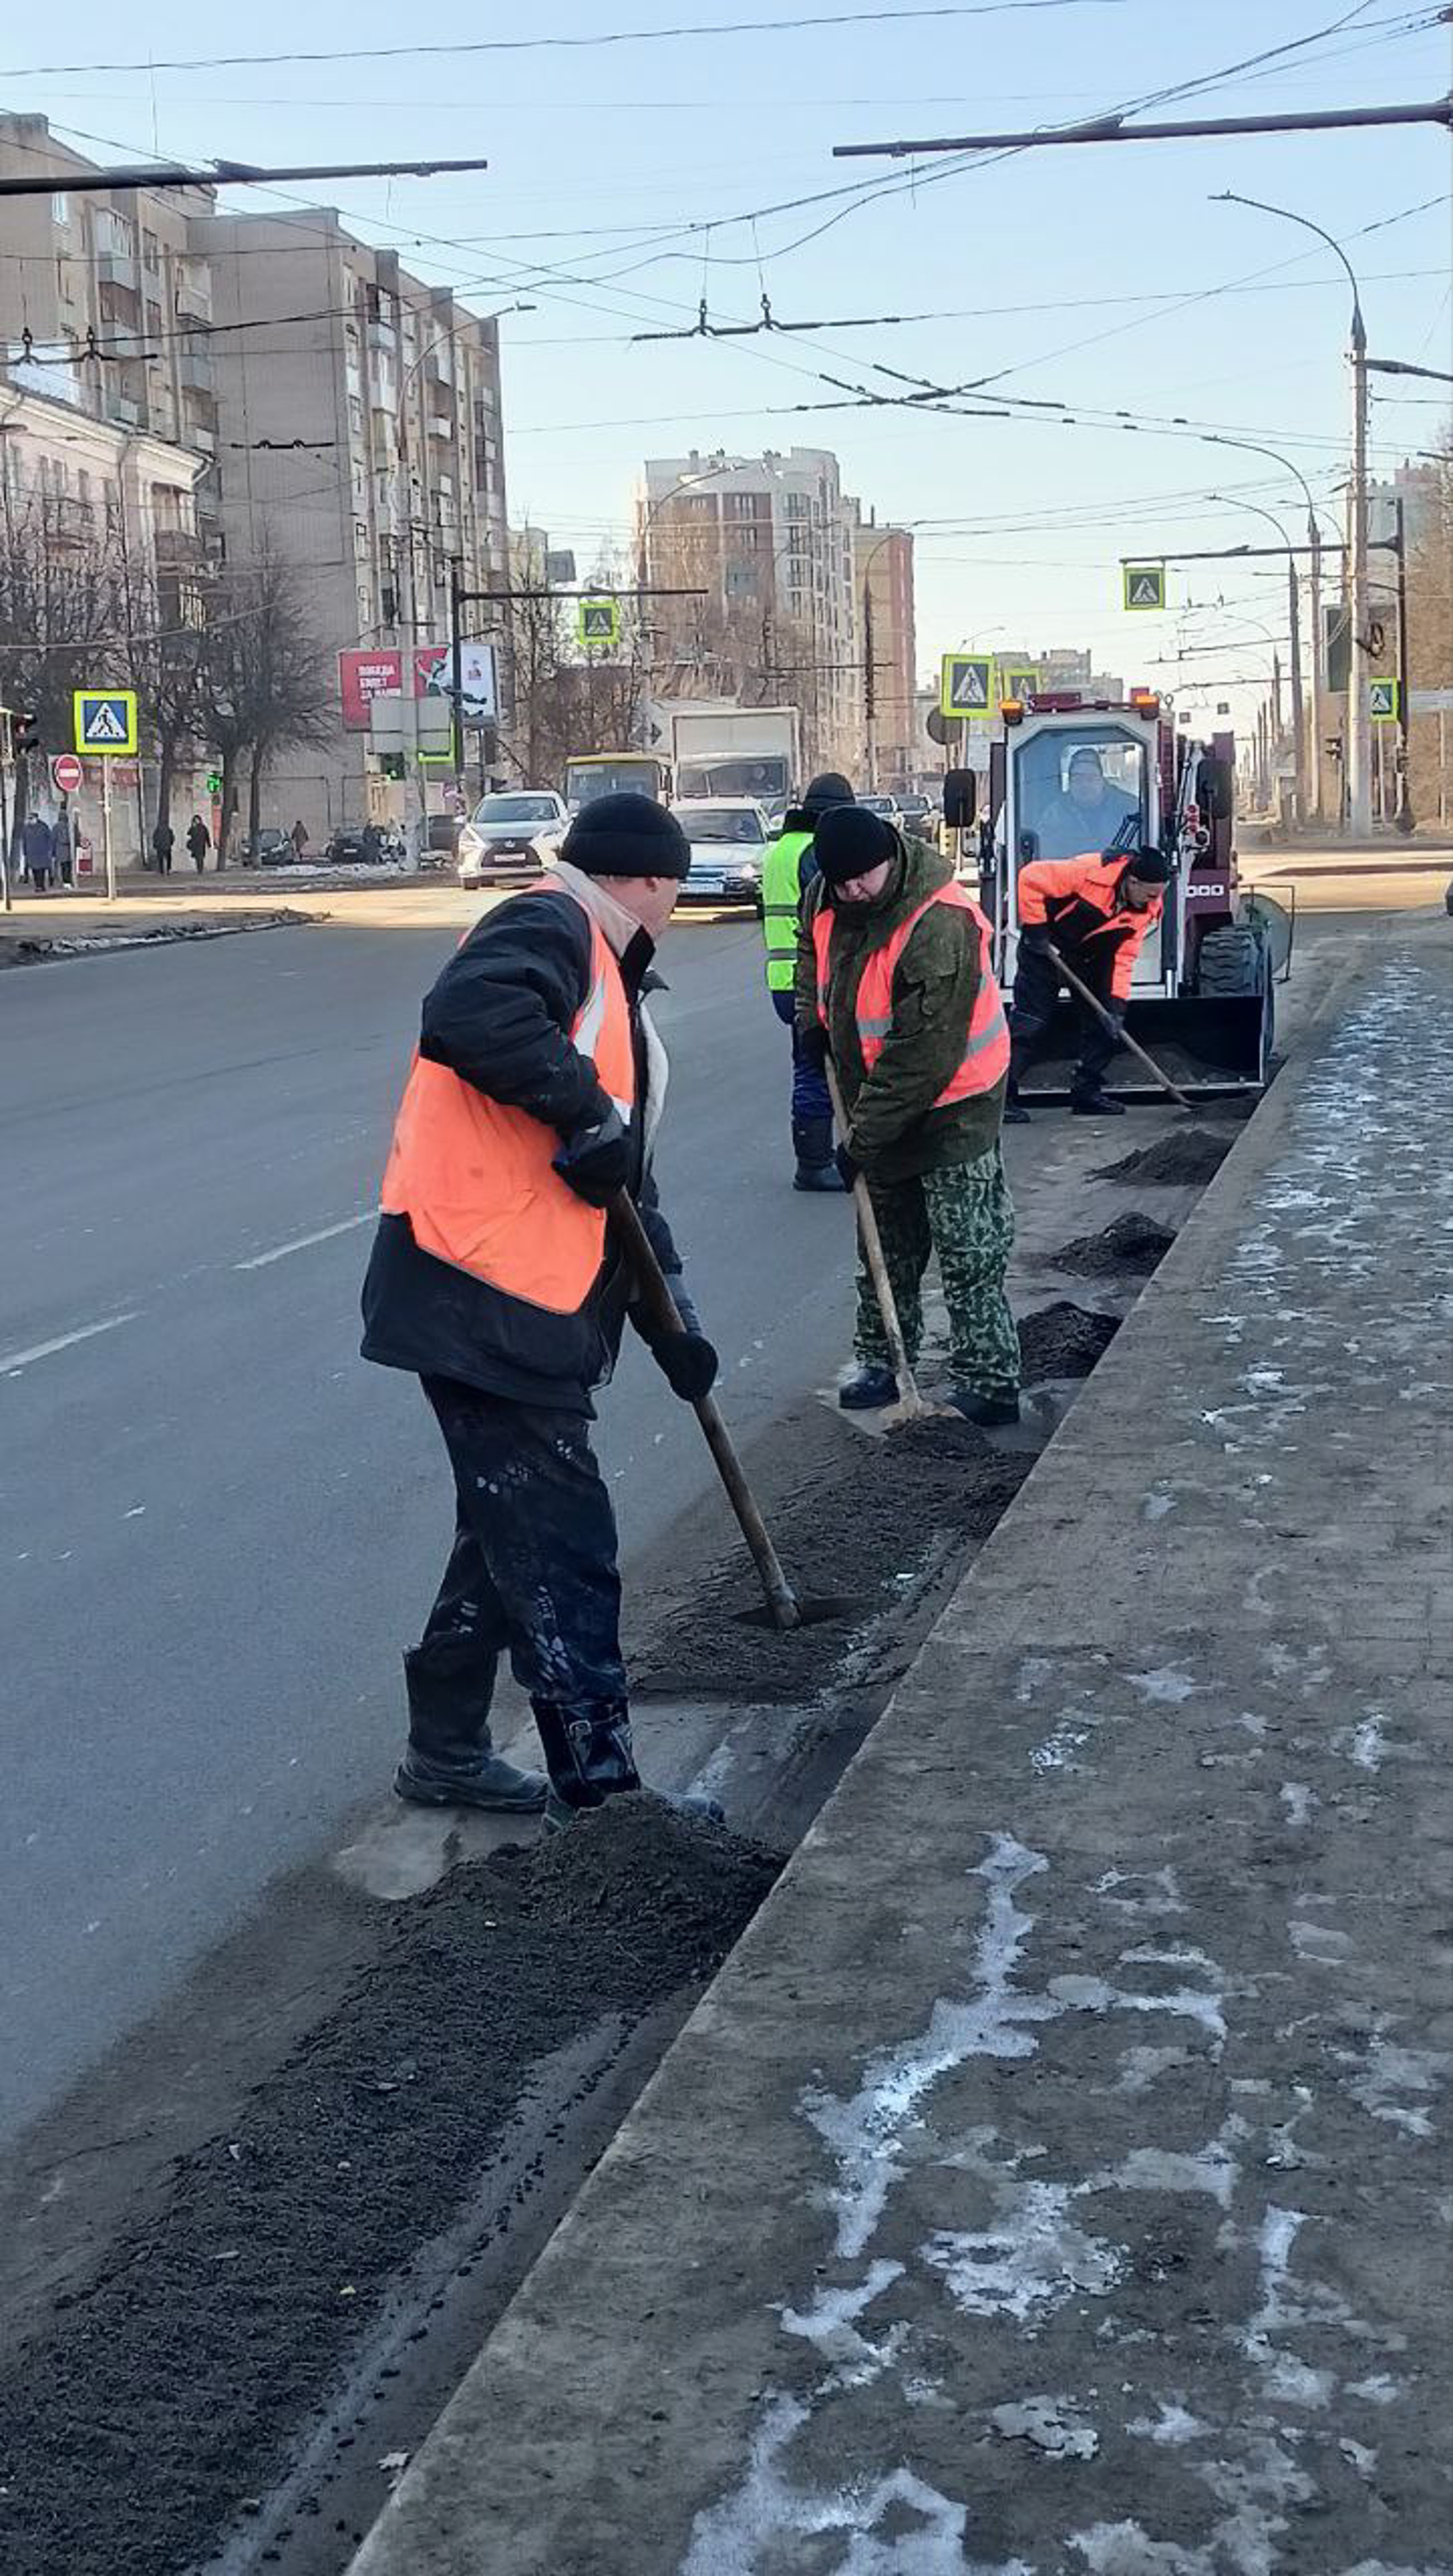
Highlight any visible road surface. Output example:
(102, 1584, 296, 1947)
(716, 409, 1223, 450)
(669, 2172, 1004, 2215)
(0, 908, 855, 2146)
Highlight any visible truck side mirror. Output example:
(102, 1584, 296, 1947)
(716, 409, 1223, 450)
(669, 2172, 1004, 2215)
(1198, 755, 1234, 823)
(943, 767, 977, 829)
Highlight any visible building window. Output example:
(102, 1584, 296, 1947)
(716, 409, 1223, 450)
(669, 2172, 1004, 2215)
(349, 395, 364, 436)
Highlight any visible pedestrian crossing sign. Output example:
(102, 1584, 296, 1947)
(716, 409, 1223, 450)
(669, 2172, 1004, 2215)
(939, 652, 994, 718)
(1369, 674, 1399, 722)
(1002, 663, 1040, 705)
(1122, 563, 1166, 612)
(73, 688, 138, 756)
(578, 597, 619, 650)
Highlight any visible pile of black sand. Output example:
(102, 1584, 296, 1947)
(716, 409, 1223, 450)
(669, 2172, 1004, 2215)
(1052, 1209, 1176, 1277)
(1019, 1300, 1121, 1382)
(0, 1800, 779, 2576)
(1096, 1126, 1237, 1187)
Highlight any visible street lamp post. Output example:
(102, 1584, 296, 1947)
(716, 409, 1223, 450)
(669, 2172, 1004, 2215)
(1195, 431, 1333, 823)
(1214, 194, 1370, 832)
(1208, 492, 1304, 824)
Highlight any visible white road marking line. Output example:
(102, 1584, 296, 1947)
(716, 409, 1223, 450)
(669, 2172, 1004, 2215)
(234, 1211, 374, 1271)
(1, 1311, 139, 1376)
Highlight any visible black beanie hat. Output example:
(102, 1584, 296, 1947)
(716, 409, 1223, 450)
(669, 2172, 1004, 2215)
(1124, 844, 1170, 884)
(561, 792, 691, 880)
(801, 770, 855, 821)
(813, 803, 897, 889)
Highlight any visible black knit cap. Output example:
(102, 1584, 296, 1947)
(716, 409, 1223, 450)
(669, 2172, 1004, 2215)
(813, 803, 897, 889)
(561, 792, 691, 879)
(801, 770, 855, 820)
(1124, 844, 1170, 884)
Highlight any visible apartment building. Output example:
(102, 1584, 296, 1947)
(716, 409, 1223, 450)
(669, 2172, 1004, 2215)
(189, 209, 511, 837)
(639, 448, 859, 775)
(0, 114, 219, 472)
(847, 505, 916, 788)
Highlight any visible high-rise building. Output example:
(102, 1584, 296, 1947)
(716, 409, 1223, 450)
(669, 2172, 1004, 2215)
(0, 115, 219, 479)
(847, 505, 916, 788)
(189, 211, 510, 835)
(639, 448, 859, 774)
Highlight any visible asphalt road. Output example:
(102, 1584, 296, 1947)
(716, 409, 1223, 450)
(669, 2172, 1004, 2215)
(0, 910, 856, 2147)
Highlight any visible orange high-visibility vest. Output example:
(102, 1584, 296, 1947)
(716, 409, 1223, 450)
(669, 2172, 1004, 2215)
(380, 882, 634, 1316)
(812, 880, 1010, 1103)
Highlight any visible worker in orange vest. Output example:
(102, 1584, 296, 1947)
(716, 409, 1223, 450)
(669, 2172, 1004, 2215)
(797, 804, 1021, 1427)
(1006, 845, 1169, 1118)
(362, 793, 721, 1831)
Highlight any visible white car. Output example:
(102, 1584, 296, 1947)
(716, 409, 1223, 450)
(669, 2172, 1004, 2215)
(456, 790, 569, 887)
(672, 798, 771, 908)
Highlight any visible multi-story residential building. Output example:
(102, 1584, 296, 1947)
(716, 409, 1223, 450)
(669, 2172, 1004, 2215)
(639, 448, 859, 775)
(189, 209, 510, 837)
(847, 505, 916, 788)
(0, 114, 219, 479)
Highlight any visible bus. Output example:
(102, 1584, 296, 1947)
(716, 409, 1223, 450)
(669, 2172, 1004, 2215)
(563, 752, 669, 810)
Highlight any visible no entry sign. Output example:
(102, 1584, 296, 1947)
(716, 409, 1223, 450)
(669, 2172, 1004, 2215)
(51, 752, 84, 795)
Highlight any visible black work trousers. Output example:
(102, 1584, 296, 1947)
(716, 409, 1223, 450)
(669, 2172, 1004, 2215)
(1009, 942, 1118, 1094)
(405, 1374, 627, 1763)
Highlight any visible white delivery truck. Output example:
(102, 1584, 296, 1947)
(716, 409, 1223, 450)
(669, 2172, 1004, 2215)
(669, 705, 801, 819)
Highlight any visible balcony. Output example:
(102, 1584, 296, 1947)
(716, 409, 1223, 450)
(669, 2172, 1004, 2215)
(98, 248, 138, 292)
(109, 393, 142, 428)
(426, 412, 455, 445)
(180, 349, 212, 394)
(155, 523, 207, 568)
(175, 273, 211, 327)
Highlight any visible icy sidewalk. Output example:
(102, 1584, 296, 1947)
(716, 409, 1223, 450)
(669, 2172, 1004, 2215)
(352, 925, 1453, 2576)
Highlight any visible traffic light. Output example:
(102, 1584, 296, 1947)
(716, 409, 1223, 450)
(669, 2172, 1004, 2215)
(12, 710, 40, 754)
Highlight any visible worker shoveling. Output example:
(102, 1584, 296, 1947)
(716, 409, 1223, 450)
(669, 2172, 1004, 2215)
(797, 804, 1022, 1432)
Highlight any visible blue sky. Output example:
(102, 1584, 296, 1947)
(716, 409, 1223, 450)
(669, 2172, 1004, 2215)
(4, 0, 1449, 733)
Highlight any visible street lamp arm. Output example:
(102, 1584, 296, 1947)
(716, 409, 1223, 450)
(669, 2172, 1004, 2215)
(1212, 192, 1364, 341)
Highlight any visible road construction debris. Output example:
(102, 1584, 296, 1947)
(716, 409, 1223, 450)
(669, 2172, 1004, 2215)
(1096, 1127, 1238, 1187)
(1053, 1211, 1177, 1278)
(0, 1801, 779, 2576)
(1019, 1302, 1121, 1383)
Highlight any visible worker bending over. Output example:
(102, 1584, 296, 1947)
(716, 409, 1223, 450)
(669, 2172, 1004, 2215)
(1007, 844, 1170, 1120)
(362, 793, 721, 1830)
(797, 804, 1021, 1427)
(761, 771, 856, 1192)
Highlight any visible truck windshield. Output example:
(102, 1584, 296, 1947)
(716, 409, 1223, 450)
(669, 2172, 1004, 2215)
(677, 757, 790, 801)
(1014, 726, 1148, 861)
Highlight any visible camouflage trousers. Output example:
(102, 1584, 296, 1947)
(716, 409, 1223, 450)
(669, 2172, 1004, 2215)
(854, 1145, 1020, 1399)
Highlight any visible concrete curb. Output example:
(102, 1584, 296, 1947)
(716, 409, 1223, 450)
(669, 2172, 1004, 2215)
(0, 910, 324, 967)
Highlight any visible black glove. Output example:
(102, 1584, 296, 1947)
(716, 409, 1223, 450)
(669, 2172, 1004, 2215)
(798, 1022, 829, 1073)
(1020, 922, 1054, 956)
(553, 1105, 630, 1207)
(647, 1328, 719, 1402)
(834, 1140, 861, 1190)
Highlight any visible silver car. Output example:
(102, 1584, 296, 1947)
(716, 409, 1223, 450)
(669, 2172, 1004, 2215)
(673, 798, 770, 908)
(457, 790, 569, 887)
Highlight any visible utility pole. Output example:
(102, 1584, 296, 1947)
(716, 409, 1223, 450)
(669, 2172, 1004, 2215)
(1307, 513, 1325, 825)
(449, 557, 466, 809)
(1347, 298, 1372, 834)
(1287, 561, 1305, 829)
(1392, 495, 1414, 834)
(862, 576, 878, 792)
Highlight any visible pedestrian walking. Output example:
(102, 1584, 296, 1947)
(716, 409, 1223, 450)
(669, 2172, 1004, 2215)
(1005, 845, 1169, 1119)
(186, 813, 211, 874)
(52, 806, 73, 888)
(760, 771, 855, 1193)
(152, 819, 175, 876)
(798, 804, 1021, 1427)
(21, 811, 54, 893)
(362, 791, 723, 1830)
(291, 818, 309, 859)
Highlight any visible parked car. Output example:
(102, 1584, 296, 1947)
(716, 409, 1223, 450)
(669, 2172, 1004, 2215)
(456, 790, 570, 887)
(672, 798, 770, 909)
(241, 826, 294, 867)
(859, 793, 904, 827)
(895, 792, 936, 843)
(325, 823, 404, 865)
(426, 812, 463, 855)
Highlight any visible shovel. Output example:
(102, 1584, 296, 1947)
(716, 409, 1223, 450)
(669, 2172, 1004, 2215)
(609, 1190, 802, 1632)
(1046, 942, 1198, 1117)
(825, 1062, 932, 1425)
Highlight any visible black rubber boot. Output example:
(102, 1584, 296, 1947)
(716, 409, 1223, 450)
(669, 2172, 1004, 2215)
(838, 1364, 899, 1411)
(1002, 1098, 1031, 1126)
(1070, 1084, 1126, 1117)
(533, 1699, 725, 1833)
(947, 1386, 1021, 1427)
(398, 1647, 547, 1811)
(793, 1116, 848, 1193)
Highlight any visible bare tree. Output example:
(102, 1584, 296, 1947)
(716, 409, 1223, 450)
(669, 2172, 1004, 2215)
(1407, 436, 1452, 824)
(195, 536, 332, 866)
(0, 480, 127, 853)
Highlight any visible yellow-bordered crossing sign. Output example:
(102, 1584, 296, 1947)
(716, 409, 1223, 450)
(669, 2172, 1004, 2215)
(578, 597, 619, 651)
(1122, 563, 1166, 612)
(939, 652, 994, 718)
(73, 688, 138, 756)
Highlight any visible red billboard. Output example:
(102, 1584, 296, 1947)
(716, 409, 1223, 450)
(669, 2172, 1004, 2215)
(340, 649, 403, 731)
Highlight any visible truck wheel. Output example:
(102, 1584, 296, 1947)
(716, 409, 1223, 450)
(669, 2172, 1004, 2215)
(1198, 923, 1273, 1074)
